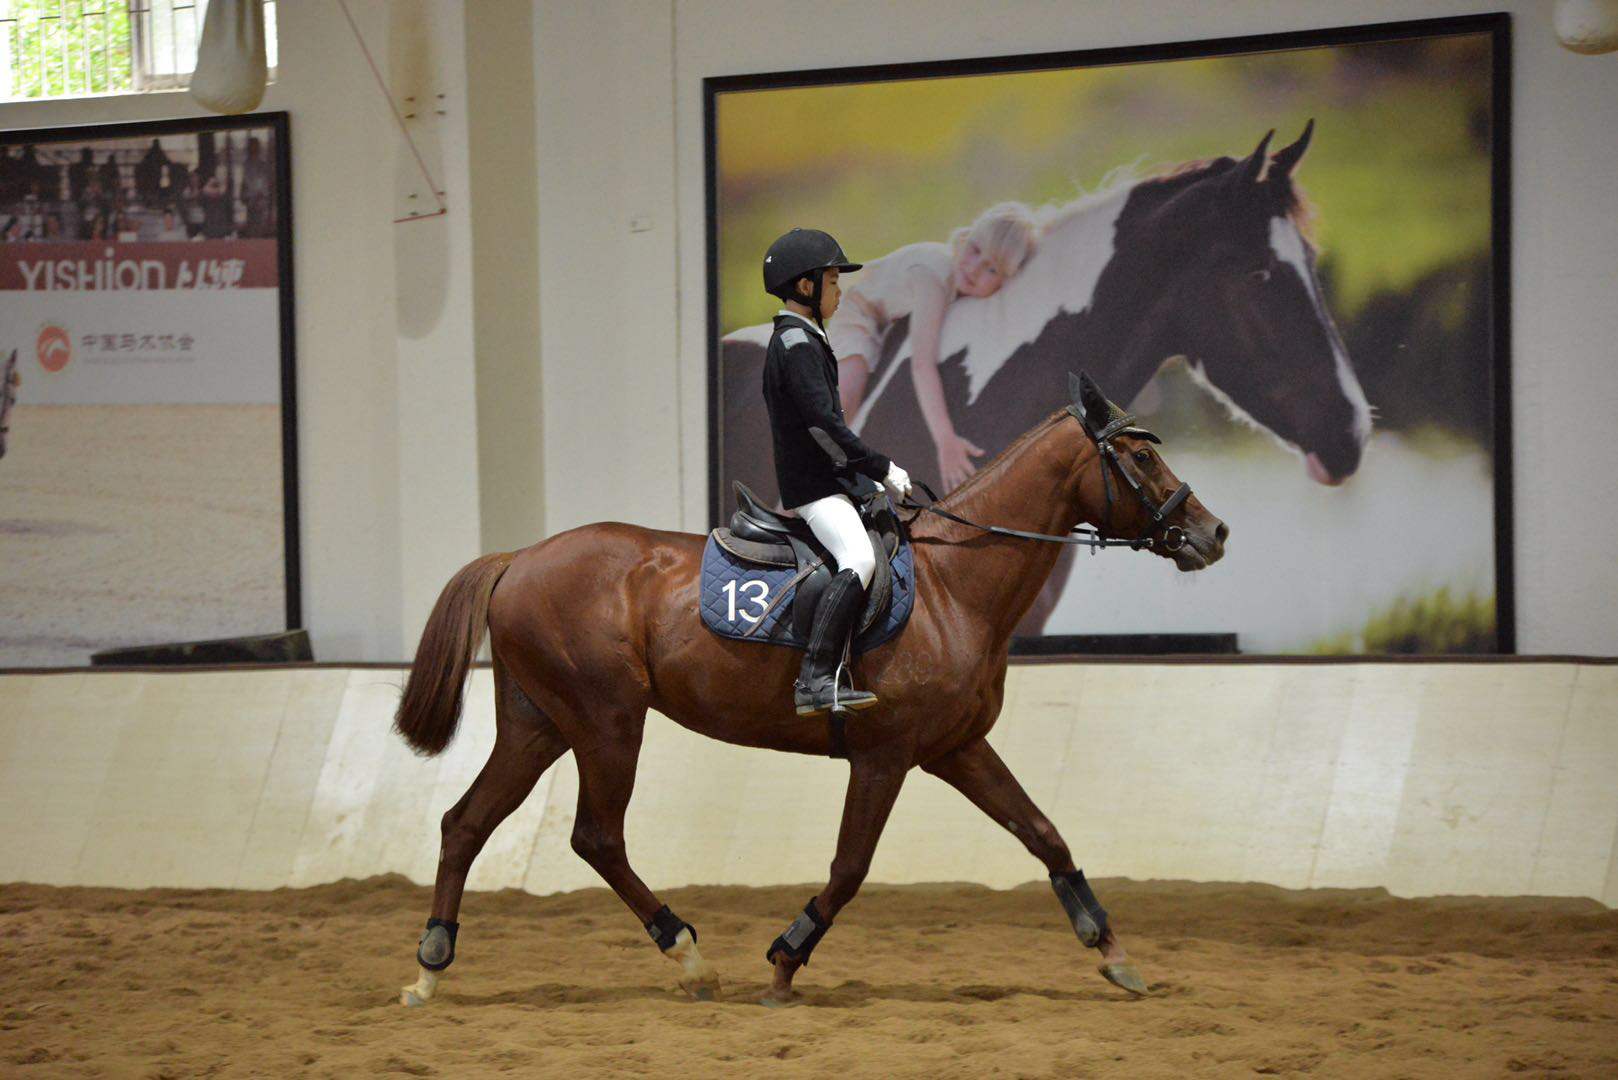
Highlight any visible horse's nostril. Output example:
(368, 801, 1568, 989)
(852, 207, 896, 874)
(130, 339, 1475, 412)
(1215, 522, 1229, 544)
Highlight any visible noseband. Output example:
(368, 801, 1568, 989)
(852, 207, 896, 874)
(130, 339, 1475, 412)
(901, 406, 1194, 553)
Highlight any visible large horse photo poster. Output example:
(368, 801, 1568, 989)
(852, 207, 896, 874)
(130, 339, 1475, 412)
(0, 114, 297, 667)
(707, 15, 1510, 655)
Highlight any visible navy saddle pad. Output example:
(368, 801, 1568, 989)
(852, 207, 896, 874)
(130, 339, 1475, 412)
(699, 532, 915, 654)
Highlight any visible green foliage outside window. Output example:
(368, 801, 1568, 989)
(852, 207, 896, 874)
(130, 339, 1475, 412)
(2, 1, 136, 100)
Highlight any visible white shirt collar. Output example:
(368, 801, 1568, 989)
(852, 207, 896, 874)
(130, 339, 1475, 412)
(776, 309, 828, 341)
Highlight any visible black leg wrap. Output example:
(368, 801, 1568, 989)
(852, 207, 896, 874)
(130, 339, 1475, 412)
(644, 904, 697, 953)
(416, 917, 459, 971)
(1050, 869, 1109, 948)
(766, 897, 830, 966)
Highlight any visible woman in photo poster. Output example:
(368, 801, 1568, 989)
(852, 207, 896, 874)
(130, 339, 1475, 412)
(716, 30, 1502, 654)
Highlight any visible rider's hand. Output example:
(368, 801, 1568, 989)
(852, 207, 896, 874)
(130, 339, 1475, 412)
(883, 461, 912, 499)
(936, 431, 985, 491)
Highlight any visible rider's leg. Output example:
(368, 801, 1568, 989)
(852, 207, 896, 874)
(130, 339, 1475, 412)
(765, 743, 909, 1003)
(923, 737, 1147, 995)
(790, 494, 878, 715)
(796, 493, 876, 589)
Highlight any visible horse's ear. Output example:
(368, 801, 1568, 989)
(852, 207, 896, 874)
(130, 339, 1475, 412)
(1269, 118, 1314, 180)
(1074, 371, 1109, 426)
(1238, 129, 1275, 185)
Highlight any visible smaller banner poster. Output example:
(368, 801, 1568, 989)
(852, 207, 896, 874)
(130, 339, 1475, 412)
(0, 115, 297, 667)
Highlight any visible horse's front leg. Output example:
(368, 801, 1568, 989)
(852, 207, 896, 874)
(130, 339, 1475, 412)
(923, 737, 1148, 995)
(763, 743, 909, 1006)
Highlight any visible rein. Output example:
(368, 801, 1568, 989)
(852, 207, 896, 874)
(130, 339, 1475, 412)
(898, 405, 1191, 554)
(900, 480, 1147, 551)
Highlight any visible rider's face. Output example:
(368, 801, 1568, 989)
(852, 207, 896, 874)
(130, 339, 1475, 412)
(796, 268, 841, 319)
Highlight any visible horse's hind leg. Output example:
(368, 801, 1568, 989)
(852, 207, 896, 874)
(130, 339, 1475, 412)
(566, 711, 720, 1001)
(401, 658, 569, 1007)
(923, 737, 1147, 996)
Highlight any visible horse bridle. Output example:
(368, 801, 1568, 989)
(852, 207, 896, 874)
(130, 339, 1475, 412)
(1067, 402, 1192, 553)
(899, 404, 1192, 553)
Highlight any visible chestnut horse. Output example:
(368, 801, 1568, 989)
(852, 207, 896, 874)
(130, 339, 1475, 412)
(393, 374, 1226, 1007)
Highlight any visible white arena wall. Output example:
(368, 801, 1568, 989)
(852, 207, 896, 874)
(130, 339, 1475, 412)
(3, 661, 1614, 905)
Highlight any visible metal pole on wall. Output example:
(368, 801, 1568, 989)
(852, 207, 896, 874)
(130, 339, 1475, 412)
(336, 0, 449, 224)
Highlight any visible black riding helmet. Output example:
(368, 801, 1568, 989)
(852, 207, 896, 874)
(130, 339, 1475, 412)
(763, 228, 862, 332)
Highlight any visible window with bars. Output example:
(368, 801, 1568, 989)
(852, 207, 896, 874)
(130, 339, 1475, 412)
(0, 1, 278, 102)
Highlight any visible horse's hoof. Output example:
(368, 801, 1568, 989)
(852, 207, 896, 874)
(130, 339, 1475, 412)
(1097, 962, 1149, 996)
(668, 928, 721, 1002)
(680, 974, 720, 1002)
(759, 991, 801, 1009)
(400, 966, 440, 1007)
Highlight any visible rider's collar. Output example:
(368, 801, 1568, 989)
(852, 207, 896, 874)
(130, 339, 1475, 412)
(775, 309, 828, 341)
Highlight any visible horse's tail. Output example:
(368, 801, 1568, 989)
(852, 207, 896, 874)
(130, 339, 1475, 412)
(393, 551, 515, 757)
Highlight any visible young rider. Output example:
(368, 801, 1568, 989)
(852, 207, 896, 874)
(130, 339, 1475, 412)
(760, 228, 912, 718)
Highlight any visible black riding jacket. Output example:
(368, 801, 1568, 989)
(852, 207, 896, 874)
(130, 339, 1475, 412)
(762, 312, 891, 508)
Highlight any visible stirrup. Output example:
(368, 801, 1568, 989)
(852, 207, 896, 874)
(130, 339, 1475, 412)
(794, 687, 878, 717)
(832, 649, 878, 714)
(794, 648, 878, 717)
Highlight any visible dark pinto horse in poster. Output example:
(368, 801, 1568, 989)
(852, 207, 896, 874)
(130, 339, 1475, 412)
(392, 372, 1226, 1008)
(721, 123, 1369, 634)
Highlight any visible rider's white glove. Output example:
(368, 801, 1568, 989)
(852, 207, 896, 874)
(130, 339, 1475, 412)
(883, 461, 912, 499)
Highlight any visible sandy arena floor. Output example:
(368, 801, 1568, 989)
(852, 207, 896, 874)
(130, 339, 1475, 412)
(1, 876, 1614, 1078)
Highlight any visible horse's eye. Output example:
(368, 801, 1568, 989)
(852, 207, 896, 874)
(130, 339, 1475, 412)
(1249, 268, 1272, 284)
(1134, 449, 1151, 464)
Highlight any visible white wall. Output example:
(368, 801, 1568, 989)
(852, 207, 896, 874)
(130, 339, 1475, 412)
(467, 0, 545, 556)
(4, 663, 1615, 902)
(535, 1, 684, 534)
(5, 2, 1615, 660)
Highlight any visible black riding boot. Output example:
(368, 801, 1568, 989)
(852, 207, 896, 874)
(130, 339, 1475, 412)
(794, 568, 878, 716)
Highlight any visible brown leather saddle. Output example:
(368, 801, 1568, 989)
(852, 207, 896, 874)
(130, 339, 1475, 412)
(711, 481, 902, 641)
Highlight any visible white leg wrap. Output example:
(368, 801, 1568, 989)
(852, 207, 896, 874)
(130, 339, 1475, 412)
(400, 965, 440, 1007)
(665, 927, 721, 1001)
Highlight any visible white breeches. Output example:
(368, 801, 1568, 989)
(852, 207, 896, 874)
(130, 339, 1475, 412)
(792, 493, 876, 589)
